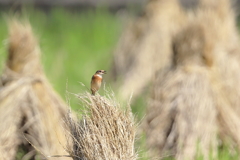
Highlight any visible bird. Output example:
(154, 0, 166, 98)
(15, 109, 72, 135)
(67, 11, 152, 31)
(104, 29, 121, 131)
(91, 70, 106, 95)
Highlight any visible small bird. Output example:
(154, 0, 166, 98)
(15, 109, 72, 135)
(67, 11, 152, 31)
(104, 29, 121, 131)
(91, 70, 106, 95)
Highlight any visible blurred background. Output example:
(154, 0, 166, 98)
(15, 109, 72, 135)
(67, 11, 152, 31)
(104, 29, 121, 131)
(1, 0, 240, 159)
(0, 0, 139, 109)
(0, 0, 238, 112)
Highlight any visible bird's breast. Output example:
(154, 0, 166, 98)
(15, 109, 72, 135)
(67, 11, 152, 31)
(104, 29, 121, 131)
(91, 75, 102, 88)
(92, 75, 102, 82)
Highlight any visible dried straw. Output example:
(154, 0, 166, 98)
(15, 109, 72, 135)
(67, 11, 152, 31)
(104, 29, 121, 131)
(65, 92, 137, 160)
(196, 0, 240, 148)
(145, 0, 240, 159)
(146, 21, 219, 159)
(0, 19, 70, 160)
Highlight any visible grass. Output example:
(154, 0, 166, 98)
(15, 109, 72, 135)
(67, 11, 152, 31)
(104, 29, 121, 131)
(0, 7, 239, 160)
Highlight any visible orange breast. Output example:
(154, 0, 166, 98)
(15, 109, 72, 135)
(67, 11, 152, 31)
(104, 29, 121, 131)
(91, 75, 102, 91)
(92, 75, 102, 83)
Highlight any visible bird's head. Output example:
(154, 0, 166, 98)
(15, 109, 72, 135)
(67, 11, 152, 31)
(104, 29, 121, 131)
(95, 70, 107, 75)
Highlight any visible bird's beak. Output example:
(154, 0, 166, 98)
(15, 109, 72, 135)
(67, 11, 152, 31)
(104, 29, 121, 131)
(104, 71, 107, 74)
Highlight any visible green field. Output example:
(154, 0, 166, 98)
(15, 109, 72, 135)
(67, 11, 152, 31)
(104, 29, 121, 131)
(0, 7, 239, 160)
(0, 8, 124, 110)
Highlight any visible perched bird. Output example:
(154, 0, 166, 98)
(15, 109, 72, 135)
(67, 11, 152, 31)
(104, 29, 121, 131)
(91, 70, 106, 95)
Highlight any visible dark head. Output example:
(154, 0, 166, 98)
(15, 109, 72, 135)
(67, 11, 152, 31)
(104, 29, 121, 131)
(95, 70, 107, 75)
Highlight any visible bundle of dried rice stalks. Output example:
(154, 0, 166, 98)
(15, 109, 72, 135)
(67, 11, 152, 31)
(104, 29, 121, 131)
(145, 0, 240, 159)
(0, 19, 70, 160)
(66, 92, 137, 160)
(145, 24, 218, 159)
(196, 0, 240, 149)
(111, 0, 187, 101)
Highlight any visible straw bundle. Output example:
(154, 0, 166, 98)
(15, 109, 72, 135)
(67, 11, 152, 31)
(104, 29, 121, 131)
(111, 0, 187, 101)
(145, 23, 218, 159)
(145, 0, 240, 159)
(0, 20, 70, 160)
(195, 0, 240, 149)
(66, 92, 137, 160)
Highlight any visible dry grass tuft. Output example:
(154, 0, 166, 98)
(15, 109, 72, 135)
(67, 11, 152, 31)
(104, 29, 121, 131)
(0, 19, 70, 160)
(66, 92, 137, 160)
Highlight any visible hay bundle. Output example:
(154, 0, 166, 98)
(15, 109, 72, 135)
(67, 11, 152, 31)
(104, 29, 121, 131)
(195, 0, 240, 149)
(111, 0, 187, 100)
(145, 0, 240, 159)
(66, 93, 137, 160)
(145, 24, 218, 159)
(0, 20, 70, 160)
